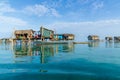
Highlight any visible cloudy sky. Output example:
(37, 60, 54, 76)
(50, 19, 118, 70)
(0, 0, 120, 41)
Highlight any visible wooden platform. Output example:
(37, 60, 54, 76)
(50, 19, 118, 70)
(73, 42, 89, 44)
(33, 41, 73, 45)
(33, 41, 89, 45)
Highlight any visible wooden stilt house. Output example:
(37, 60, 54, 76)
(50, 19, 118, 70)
(63, 34, 74, 40)
(88, 35, 99, 41)
(40, 27, 54, 41)
(14, 29, 34, 40)
(54, 34, 74, 41)
(105, 36, 113, 41)
(114, 36, 120, 41)
(54, 34, 63, 40)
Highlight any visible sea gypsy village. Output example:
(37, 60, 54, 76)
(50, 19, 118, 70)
(0, 26, 120, 79)
(0, 26, 120, 63)
(0, 26, 120, 46)
(0, 26, 119, 60)
(0, 26, 75, 44)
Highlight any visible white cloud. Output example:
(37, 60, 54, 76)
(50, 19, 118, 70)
(0, 2, 16, 14)
(24, 4, 48, 17)
(0, 15, 30, 38)
(49, 19, 120, 29)
(0, 2, 60, 17)
(92, 1, 104, 10)
(23, 4, 60, 17)
(0, 15, 28, 26)
(50, 8, 60, 17)
(46, 19, 120, 41)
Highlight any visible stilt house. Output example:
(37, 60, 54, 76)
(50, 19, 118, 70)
(114, 36, 120, 41)
(88, 35, 99, 41)
(14, 29, 34, 40)
(40, 27, 54, 41)
(105, 37, 113, 41)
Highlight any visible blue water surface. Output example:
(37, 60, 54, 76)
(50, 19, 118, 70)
(0, 41, 120, 80)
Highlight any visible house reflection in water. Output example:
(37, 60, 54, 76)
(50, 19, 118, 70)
(13, 43, 74, 63)
(13, 43, 33, 63)
(114, 41, 120, 48)
(105, 41, 113, 48)
(88, 41, 100, 47)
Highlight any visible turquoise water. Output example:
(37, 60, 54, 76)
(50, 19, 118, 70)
(0, 41, 120, 80)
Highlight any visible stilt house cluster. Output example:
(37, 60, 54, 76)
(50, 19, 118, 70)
(14, 26, 74, 41)
(88, 35, 120, 42)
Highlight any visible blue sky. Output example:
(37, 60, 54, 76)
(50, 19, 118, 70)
(1, 0, 120, 41)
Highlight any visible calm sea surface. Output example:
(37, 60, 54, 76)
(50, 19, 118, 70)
(0, 41, 120, 80)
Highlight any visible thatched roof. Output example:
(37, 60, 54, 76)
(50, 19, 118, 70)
(63, 34, 74, 36)
(114, 36, 120, 40)
(105, 36, 113, 40)
(88, 35, 99, 40)
(14, 29, 35, 34)
(88, 35, 99, 37)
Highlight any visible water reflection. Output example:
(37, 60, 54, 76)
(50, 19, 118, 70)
(88, 41, 99, 47)
(105, 41, 120, 48)
(13, 43, 74, 63)
(88, 40, 120, 48)
(105, 41, 113, 48)
(14, 44, 32, 56)
(0, 41, 11, 50)
(114, 41, 120, 48)
(3, 40, 120, 63)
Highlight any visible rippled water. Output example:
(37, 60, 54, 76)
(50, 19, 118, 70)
(0, 41, 120, 80)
